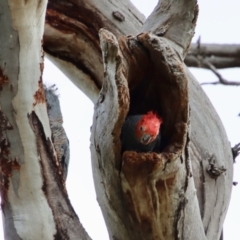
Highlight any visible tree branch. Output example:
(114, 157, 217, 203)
(185, 39, 240, 86)
(143, 0, 198, 57)
(232, 143, 240, 162)
(44, 1, 240, 100)
(201, 60, 240, 86)
(185, 43, 240, 69)
(44, 0, 145, 103)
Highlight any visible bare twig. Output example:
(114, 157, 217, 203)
(232, 143, 240, 162)
(201, 61, 240, 86)
(186, 39, 240, 85)
(196, 36, 201, 50)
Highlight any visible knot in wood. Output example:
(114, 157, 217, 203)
(99, 93, 105, 103)
(112, 11, 125, 22)
(207, 155, 226, 179)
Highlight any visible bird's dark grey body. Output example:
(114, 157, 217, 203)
(121, 115, 161, 152)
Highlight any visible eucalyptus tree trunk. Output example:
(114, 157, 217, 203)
(0, 1, 89, 239)
(0, 0, 233, 240)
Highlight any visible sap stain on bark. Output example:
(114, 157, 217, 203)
(0, 111, 19, 205)
(33, 80, 46, 106)
(0, 68, 9, 90)
(33, 50, 45, 106)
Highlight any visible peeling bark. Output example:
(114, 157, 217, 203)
(28, 111, 89, 239)
(0, 111, 18, 204)
(0, 0, 90, 239)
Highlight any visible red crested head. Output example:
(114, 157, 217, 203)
(135, 111, 163, 145)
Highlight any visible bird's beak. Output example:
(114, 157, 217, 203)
(141, 134, 155, 145)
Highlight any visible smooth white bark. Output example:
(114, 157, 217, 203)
(1, 1, 56, 239)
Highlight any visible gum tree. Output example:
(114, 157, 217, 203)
(0, 0, 233, 239)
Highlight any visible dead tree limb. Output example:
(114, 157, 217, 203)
(201, 60, 240, 86)
(185, 43, 240, 69)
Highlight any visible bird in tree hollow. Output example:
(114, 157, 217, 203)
(121, 111, 163, 152)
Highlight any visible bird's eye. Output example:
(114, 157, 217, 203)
(140, 126, 144, 131)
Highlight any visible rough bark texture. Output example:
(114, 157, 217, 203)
(0, 0, 90, 239)
(142, 0, 198, 58)
(90, 25, 232, 239)
(90, 30, 131, 239)
(120, 33, 203, 240)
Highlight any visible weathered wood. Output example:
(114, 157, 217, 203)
(90, 28, 233, 240)
(142, 0, 198, 58)
(187, 67, 233, 239)
(89, 0, 233, 239)
(44, 1, 239, 105)
(44, 0, 145, 103)
(90, 29, 132, 239)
